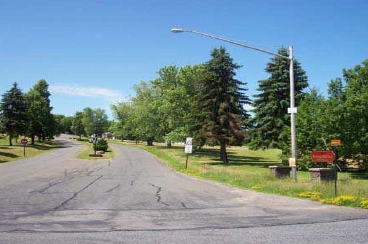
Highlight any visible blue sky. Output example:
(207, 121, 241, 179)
(1, 0, 367, 118)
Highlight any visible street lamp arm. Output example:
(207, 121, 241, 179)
(171, 28, 289, 60)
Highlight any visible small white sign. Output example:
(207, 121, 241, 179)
(185, 145, 193, 154)
(288, 107, 298, 114)
(289, 157, 296, 167)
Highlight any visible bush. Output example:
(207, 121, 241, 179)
(93, 138, 108, 152)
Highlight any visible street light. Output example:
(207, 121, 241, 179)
(171, 27, 297, 180)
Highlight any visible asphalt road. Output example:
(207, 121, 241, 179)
(0, 137, 367, 243)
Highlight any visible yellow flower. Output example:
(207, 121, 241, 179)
(360, 199, 368, 209)
(251, 185, 264, 190)
(322, 195, 358, 206)
(296, 192, 321, 200)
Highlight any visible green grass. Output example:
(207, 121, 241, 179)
(110, 140, 368, 209)
(76, 140, 114, 160)
(0, 137, 60, 163)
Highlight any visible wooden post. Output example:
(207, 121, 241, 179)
(185, 153, 189, 169)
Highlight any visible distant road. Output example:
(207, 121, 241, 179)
(0, 136, 367, 243)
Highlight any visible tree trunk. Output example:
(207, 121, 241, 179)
(166, 141, 172, 148)
(147, 137, 154, 146)
(220, 141, 228, 164)
(31, 135, 35, 145)
(8, 133, 13, 146)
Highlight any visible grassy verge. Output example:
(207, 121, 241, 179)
(111, 140, 368, 209)
(0, 137, 60, 163)
(76, 139, 114, 160)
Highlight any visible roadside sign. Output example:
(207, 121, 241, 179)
(92, 136, 98, 144)
(21, 138, 28, 157)
(289, 157, 296, 167)
(185, 145, 193, 154)
(331, 140, 341, 146)
(287, 107, 297, 114)
(184, 137, 193, 169)
(185, 137, 192, 145)
(311, 151, 335, 163)
(184, 137, 193, 154)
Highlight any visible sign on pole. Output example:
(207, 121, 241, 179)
(184, 137, 193, 154)
(311, 151, 335, 163)
(331, 140, 341, 146)
(184, 137, 193, 169)
(21, 138, 28, 157)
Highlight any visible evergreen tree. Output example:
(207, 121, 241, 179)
(0, 82, 27, 146)
(193, 47, 250, 164)
(249, 47, 308, 155)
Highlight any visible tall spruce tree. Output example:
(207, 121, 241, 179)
(0, 82, 27, 146)
(193, 47, 250, 164)
(249, 47, 308, 155)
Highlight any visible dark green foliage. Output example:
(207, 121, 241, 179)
(26, 79, 55, 144)
(249, 47, 308, 155)
(192, 47, 251, 163)
(295, 59, 368, 171)
(0, 82, 28, 145)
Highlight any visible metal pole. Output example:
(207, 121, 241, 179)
(289, 46, 297, 181)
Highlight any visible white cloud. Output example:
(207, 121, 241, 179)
(49, 84, 127, 102)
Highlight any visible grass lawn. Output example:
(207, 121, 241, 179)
(0, 137, 60, 163)
(111, 140, 368, 209)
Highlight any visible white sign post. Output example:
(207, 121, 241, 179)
(184, 137, 193, 169)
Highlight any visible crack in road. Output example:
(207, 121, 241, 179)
(29, 177, 76, 194)
(86, 167, 104, 176)
(105, 184, 121, 193)
(149, 183, 169, 206)
(53, 176, 103, 210)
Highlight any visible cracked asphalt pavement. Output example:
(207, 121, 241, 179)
(0, 136, 368, 243)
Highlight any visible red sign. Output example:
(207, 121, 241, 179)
(21, 139, 28, 145)
(311, 151, 335, 163)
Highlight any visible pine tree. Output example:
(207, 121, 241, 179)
(0, 82, 28, 146)
(250, 47, 308, 154)
(193, 47, 251, 164)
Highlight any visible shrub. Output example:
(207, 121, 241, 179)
(93, 138, 108, 152)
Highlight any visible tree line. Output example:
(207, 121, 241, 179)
(1, 47, 367, 169)
(0, 80, 55, 145)
(0, 79, 110, 145)
(109, 47, 368, 169)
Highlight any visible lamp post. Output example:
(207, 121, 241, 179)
(171, 27, 297, 180)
